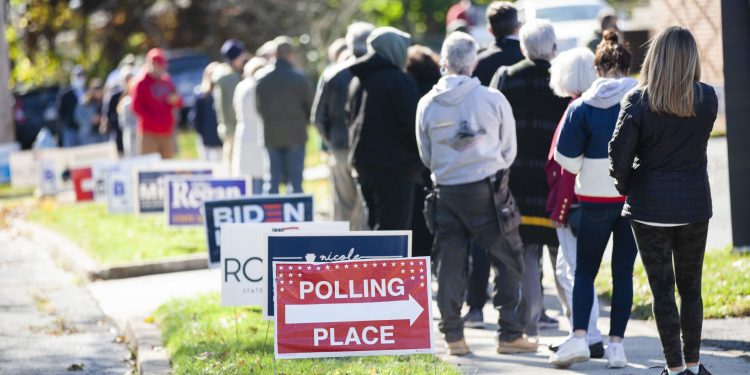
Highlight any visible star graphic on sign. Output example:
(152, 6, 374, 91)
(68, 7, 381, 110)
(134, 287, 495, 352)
(278, 273, 283, 278)
(316, 266, 321, 271)
(420, 275, 424, 280)
(401, 261, 405, 266)
(288, 266, 294, 270)
(280, 287, 285, 292)
(419, 261, 424, 266)
(297, 266, 302, 270)
(279, 280, 285, 284)
(410, 269, 415, 273)
(354, 264, 359, 268)
(391, 262, 396, 267)
(401, 269, 405, 274)
(382, 262, 387, 267)
(288, 272, 293, 277)
(344, 265, 349, 269)
(410, 276, 415, 280)
(372, 263, 377, 267)
(420, 268, 424, 273)
(326, 265, 331, 270)
(363, 263, 368, 268)
(297, 273, 302, 277)
(335, 265, 340, 269)
(307, 266, 312, 270)
(409, 261, 414, 266)
(420, 282, 425, 287)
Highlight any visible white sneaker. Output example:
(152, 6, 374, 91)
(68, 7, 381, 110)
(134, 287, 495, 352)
(549, 337, 590, 368)
(606, 343, 628, 368)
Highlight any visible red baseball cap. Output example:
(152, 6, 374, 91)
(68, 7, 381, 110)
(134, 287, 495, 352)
(146, 48, 167, 67)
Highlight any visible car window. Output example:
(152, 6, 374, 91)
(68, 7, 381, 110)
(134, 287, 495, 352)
(536, 5, 601, 22)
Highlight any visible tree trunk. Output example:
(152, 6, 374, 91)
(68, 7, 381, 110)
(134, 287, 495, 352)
(0, 1, 14, 144)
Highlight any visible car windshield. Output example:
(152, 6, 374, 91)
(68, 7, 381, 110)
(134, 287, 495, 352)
(536, 5, 601, 22)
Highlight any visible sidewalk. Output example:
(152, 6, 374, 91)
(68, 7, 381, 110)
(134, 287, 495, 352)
(86, 266, 750, 374)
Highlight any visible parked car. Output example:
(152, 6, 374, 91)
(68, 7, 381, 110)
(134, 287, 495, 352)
(516, 0, 611, 52)
(13, 86, 60, 149)
(165, 50, 210, 128)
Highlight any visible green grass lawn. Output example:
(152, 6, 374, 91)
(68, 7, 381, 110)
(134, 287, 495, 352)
(595, 246, 750, 319)
(154, 293, 457, 375)
(0, 183, 34, 199)
(27, 201, 205, 266)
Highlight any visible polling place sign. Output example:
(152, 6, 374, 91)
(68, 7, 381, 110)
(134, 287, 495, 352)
(220, 222, 349, 307)
(204, 194, 314, 268)
(263, 231, 411, 319)
(134, 163, 215, 214)
(273, 257, 433, 359)
(166, 177, 248, 226)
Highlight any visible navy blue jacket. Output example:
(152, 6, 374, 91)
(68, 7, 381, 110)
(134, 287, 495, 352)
(191, 91, 222, 147)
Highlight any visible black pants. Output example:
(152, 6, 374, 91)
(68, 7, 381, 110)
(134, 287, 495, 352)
(412, 184, 434, 257)
(357, 172, 415, 230)
(433, 177, 526, 342)
(467, 241, 490, 310)
(631, 221, 709, 368)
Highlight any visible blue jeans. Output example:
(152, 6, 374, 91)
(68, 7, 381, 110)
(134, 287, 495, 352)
(62, 128, 80, 148)
(251, 178, 264, 195)
(264, 144, 305, 194)
(572, 202, 637, 338)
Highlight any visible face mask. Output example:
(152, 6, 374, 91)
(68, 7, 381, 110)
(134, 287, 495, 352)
(72, 77, 86, 90)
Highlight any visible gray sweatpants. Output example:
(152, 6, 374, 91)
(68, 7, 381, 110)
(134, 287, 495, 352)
(330, 149, 368, 230)
(433, 176, 527, 343)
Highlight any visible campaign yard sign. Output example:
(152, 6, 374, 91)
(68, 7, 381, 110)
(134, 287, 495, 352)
(166, 177, 248, 226)
(263, 231, 411, 319)
(134, 163, 215, 214)
(0, 142, 20, 184)
(10, 142, 118, 189)
(273, 257, 434, 359)
(105, 154, 162, 214)
(204, 194, 314, 268)
(71, 167, 95, 202)
(220, 222, 349, 307)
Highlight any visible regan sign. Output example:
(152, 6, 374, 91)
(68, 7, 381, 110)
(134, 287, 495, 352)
(273, 257, 434, 359)
(166, 177, 248, 226)
(263, 231, 411, 319)
(203, 194, 314, 268)
(219, 222, 348, 307)
(134, 163, 215, 214)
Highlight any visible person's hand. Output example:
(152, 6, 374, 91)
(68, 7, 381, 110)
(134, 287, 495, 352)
(168, 93, 180, 105)
(92, 113, 101, 125)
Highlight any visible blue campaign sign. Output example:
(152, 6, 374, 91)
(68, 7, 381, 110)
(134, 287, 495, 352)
(262, 231, 412, 319)
(135, 167, 213, 214)
(204, 194, 314, 268)
(166, 177, 248, 226)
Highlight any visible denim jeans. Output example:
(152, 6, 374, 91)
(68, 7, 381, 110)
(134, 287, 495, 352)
(264, 144, 305, 194)
(251, 178, 264, 195)
(572, 202, 637, 338)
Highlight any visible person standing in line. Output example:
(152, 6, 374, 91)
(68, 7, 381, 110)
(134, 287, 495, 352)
(56, 65, 87, 147)
(550, 31, 638, 369)
(418, 32, 539, 356)
(311, 22, 374, 229)
(586, 8, 619, 53)
(213, 39, 248, 172)
(405, 44, 441, 258)
(74, 79, 105, 145)
(117, 72, 138, 157)
(255, 37, 313, 194)
(233, 57, 269, 194)
(464, 0, 525, 328)
(490, 19, 570, 341)
(131, 48, 182, 158)
(545, 47, 604, 358)
(347, 27, 421, 230)
(191, 62, 223, 162)
(610, 27, 717, 375)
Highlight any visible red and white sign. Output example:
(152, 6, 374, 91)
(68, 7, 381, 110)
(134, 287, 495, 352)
(71, 167, 94, 202)
(273, 257, 434, 359)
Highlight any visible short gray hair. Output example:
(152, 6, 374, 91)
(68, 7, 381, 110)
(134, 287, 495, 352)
(441, 32, 478, 76)
(549, 47, 596, 97)
(520, 19, 557, 61)
(346, 22, 375, 58)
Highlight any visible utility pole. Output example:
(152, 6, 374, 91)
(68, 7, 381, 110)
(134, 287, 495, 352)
(721, 0, 750, 253)
(0, 0, 14, 144)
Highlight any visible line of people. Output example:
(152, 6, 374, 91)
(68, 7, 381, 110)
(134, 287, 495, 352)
(305, 3, 714, 375)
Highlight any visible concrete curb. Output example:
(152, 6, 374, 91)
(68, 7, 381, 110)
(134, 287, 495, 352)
(14, 219, 207, 280)
(125, 316, 172, 375)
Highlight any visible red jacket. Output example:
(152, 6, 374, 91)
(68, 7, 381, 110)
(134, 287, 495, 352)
(545, 102, 578, 224)
(130, 71, 182, 135)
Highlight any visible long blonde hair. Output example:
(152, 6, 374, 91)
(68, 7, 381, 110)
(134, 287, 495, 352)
(639, 26, 701, 117)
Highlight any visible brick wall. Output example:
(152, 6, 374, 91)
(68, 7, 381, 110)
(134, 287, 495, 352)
(650, 0, 724, 86)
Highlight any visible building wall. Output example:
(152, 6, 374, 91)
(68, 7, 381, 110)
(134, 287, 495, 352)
(650, 0, 724, 86)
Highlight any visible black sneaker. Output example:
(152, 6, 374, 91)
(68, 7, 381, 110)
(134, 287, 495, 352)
(589, 341, 604, 359)
(695, 364, 712, 375)
(462, 308, 485, 328)
(659, 368, 689, 375)
(549, 341, 604, 358)
(538, 311, 559, 329)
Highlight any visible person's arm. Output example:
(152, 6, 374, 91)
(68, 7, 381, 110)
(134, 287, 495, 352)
(214, 74, 238, 130)
(311, 74, 330, 143)
(496, 92, 517, 166)
(394, 77, 420, 149)
(74, 104, 85, 130)
(301, 74, 313, 124)
(415, 98, 431, 169)
(608, 93, 641, 195)
(554, 103, 586, 174)
(130, 79, 152, 120)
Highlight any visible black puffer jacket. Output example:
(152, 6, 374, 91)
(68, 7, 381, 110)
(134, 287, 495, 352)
(347, 53, 423, 181)
(608, 82, 718, 223)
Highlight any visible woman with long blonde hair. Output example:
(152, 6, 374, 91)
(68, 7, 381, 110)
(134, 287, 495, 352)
(609, 26, 718, 375)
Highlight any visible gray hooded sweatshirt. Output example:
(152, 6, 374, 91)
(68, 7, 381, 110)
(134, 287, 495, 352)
(416, 75, 517, 186)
